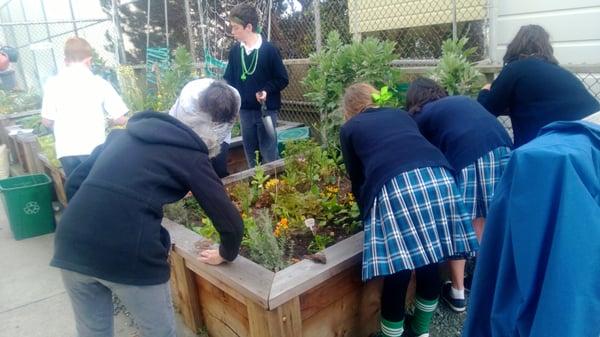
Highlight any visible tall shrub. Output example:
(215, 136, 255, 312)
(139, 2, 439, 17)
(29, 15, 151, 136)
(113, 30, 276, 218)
(429, 37, 485, 96)
(303, 31, 403, 148)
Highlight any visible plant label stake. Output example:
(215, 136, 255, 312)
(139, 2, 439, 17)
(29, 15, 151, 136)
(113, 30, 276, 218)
(261, 101, 276, 140)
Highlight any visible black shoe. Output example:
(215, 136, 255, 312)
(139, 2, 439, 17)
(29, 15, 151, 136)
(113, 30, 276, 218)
(441, 281, 466, 313)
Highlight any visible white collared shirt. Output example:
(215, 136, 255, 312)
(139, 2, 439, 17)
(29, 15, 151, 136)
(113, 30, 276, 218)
(41, 63, 128, 158)
(240, 34, 262, 55)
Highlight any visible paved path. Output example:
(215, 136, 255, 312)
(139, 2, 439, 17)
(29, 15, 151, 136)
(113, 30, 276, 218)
(0, 203, 197, 337)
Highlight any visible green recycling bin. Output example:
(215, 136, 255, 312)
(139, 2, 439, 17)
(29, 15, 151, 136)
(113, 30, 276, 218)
(277, 126, 310, 155)
(0, 174, 55, 240)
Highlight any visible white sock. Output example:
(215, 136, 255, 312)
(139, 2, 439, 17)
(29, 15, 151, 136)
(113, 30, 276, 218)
(450, 286, 465, 300)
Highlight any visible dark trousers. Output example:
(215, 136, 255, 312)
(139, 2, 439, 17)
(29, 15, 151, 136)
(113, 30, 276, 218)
(381, 263, 441, 322)
(239, 109, 279, 167)
(60, 155, 90, 177)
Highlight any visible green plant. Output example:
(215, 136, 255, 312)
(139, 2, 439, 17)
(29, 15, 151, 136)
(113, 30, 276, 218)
(246, 209, 287, 271)
(37, 134, 60, 167)
(372, 84, 408, 108)
(92, 49, 118, 88)
(303, 31, 403, 149)
(308, 233, 334, 253)
(117, 46, 196, 113)
(152, 46, 196, 111)
(117, 65, 148, 112)
(0, 89, 42, 114)
(197, 217, 219, 242)
(429, 37, 485, 96)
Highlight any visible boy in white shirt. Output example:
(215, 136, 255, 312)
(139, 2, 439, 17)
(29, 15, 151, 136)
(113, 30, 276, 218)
(41, 37, 128, 176)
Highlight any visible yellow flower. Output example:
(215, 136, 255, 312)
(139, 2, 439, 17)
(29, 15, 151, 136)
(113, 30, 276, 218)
(347, 193, 355, 202)
(265, 178, 280, 190)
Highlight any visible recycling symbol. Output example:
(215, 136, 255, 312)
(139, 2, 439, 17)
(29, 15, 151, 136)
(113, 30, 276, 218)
(23, 201, 40, 215)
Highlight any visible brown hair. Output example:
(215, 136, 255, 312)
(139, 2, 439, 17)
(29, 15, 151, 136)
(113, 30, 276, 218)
(503, 25, 558, 65)
(230, 4, 259, 32)
(342, 83, 378, 120)
(406, 77, 448, 115)
(198, 81, 240, 123)
(64, 37, 93, 63)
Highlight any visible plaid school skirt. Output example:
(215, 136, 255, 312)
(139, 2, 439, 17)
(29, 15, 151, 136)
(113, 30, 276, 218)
(362, 166, 479, 281)
(455, 146, 511, 220)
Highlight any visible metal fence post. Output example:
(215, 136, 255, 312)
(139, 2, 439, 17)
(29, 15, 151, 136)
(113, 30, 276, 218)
(112, 0, 127, 64)
(452, 0, 457, 40)
(314, 0, 322, 52)
(184, 0, 196, 61)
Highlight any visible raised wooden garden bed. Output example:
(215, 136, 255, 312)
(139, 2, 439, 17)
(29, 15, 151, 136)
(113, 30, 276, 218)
(166, 160, 382, 337)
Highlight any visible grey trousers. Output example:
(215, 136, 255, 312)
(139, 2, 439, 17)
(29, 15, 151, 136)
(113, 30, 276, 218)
(61, 269, 176, 337)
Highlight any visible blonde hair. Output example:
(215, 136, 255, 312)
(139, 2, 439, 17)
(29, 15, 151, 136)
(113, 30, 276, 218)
(64, 37, 93, 63)
(342, 83, 377, 120)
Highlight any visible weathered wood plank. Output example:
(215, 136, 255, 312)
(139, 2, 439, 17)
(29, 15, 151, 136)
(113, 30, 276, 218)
(299, 266, 362, 321)
(277, 297, 303, 337)
(163, 219, 274, 309)
(38, 153, 67, 206)
(16, 133, 43, 173)
(301, 283, 379, 337)
(222, 158, 286, 186)
(359, 279, 383, 335)
(247, 297, 302, 337)
(170, 252, 203, 333)
(0, 109, 40, 121)
(269, 231, 364, 309)
(196, 275, 249, 337)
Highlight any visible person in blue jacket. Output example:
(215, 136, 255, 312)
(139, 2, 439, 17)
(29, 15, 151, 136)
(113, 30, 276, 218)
(223, 3, 289, 167)
(340, 83, 478, 337)
(477, 24, 599, 148)
(462, 120, 600, 337)
(406, 77, 512, 313)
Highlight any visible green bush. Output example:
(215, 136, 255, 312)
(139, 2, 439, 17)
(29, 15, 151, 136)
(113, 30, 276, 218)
(303, 31, 403, 148)
(429, 37, 485, 96)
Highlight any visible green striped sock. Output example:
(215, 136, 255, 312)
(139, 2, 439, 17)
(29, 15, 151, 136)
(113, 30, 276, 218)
(410, 296, 438, 335)
(380, 317, 404, 337)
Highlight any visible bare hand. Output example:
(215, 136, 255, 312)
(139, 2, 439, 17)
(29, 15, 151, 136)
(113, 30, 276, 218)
(482, 83, 492, 90)
(198, 249, 225, 265)
(256, 90, 267, 103)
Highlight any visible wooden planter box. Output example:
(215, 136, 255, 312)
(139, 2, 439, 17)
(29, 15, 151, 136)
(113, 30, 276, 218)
(166, 160, 382, 337)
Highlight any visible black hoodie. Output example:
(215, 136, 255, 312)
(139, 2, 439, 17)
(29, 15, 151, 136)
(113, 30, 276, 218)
(51, 112, 243, 285)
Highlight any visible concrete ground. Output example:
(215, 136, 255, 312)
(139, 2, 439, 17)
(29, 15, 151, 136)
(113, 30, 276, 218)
(0, 204, 197, 337)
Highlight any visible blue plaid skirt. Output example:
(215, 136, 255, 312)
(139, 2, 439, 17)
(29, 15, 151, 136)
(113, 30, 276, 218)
(362, 167, 479, 281)
(455, 146, 511, 220)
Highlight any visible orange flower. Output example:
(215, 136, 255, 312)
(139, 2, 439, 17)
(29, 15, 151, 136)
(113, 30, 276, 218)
(274, 218, 289, 238)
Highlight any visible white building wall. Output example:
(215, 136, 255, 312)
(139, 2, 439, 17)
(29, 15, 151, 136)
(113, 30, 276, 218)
(490, 0, 600, 65)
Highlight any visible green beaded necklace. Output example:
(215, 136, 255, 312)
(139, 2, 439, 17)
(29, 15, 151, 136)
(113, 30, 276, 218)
(240, 45, 259, 81)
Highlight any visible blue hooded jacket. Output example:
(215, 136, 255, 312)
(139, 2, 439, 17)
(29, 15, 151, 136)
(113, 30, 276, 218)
(462, 121, 600, 337)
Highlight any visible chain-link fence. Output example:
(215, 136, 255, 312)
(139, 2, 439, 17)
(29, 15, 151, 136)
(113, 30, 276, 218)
(278, 61, 600, 129)
(1, 0, 598, 129)
(0, 0, 118, 92)
(186, 0, 489, 71)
